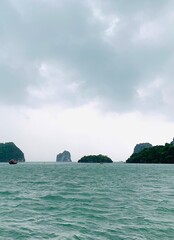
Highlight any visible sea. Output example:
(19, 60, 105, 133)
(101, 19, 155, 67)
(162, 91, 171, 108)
(0, 163, 174, 240)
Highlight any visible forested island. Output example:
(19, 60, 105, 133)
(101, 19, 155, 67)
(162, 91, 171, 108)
(78, 154, 113, 163)
(126, 142, 174, 164)
(0, 142, 25, 162)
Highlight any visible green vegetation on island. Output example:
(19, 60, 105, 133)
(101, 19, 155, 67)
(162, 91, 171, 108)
(0, 142, 25, 162)
(126, 143, 174, 164)
(78, 154, 113, 163)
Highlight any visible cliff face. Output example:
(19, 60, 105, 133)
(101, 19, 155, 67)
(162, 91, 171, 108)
(0, 142, 25, 162)
(133, 143, 153, 154)
(56, 150, 72, 162)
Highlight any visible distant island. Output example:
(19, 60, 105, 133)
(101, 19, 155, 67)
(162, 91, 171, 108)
(126, 139, 174, 164)
(0, 142, 25, 163)
(56, 150, 72, 162)
(78, 154, 113, 163)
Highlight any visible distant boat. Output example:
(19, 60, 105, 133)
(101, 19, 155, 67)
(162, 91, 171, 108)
(9, 159, 17, 164)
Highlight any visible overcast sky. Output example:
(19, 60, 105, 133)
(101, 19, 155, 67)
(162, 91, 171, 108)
(0, 0, 174, 162)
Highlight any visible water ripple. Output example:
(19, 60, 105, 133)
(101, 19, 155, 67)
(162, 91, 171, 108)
(0, 163, 174, 239)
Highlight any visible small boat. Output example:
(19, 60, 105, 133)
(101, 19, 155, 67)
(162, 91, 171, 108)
(9, 159, 17, 164)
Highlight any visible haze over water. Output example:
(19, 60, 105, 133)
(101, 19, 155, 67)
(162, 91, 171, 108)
(0, 163, 174, 239)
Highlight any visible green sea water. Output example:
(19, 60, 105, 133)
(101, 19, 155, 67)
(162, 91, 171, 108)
(0, 163, 174, 240)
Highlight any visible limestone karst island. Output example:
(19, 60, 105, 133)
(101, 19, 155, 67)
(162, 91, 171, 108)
(0, 142, 25, 163)
(126, 138, 174, 164)
(56, 151, 113, 163)
(78, 154, 113, 163)
(56, 150, 72, 162)
(1, 138, 174, 164)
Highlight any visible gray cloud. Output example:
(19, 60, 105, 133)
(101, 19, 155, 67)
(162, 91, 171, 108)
(0, 0, 174, 115)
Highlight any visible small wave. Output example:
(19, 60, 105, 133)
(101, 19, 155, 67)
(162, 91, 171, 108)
(0, 191, 14, 195)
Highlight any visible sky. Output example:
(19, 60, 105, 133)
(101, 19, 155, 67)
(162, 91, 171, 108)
(0, 0, 174, 162)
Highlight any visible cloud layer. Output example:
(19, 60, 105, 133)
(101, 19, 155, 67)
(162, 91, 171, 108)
(0, 0, 174, 115)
